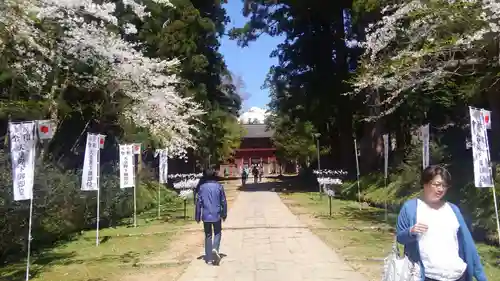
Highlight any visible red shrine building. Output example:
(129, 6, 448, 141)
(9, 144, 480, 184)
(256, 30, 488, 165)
(219, 108, 278, 176)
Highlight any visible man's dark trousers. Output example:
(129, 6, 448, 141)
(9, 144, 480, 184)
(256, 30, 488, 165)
(203, 220, 222, 262)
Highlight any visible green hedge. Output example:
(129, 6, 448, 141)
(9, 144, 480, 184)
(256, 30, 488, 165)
(0, 150, 172, 262)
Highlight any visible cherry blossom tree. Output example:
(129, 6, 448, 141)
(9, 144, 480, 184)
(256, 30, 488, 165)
(0, 0, 204, 156)
(352, 0, 500, 120)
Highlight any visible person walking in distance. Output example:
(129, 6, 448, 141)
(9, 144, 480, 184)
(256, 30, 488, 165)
(195, 168, 227, 265)
(396, 165, 486, 281)
(252, 165, 259, 183)
(241, 166, 248, 186)
(258, 164, 264, 182)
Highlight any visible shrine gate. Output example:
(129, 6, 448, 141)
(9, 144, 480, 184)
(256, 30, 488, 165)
(219, 124, 277, 177)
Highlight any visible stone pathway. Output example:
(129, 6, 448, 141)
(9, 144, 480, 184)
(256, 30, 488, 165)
(176, 182, 369, 281)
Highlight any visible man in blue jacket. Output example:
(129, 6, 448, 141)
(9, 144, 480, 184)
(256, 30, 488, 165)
(195, 168, 227, 265)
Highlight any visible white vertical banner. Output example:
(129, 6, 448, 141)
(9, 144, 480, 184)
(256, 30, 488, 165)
(469, 107, 494, 187)
(81, 133, 103, 246)
(9, 122, 37, 201)
(119, 144, 135, 188)
(159, 149, 168, 184)
(383, 134, 389, 179)
(81, 133, 99, 191)
(470, 107, 500, 246)
(421, 124, 430, 169)
(155, 148, 168, 218)
(9, 121, 39, 281)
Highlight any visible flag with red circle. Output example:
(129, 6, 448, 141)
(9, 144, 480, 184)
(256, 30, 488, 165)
(483, 110, 491, 130)
(133, 143, 141, 155)
(98, 135, 105, 149)
(36, 120, 55, 140)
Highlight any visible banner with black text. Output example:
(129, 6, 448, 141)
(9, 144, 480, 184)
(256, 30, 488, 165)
(81, 133, 100, 191)
(119, 144, 135, 188)
(158, 149, 168, 184)
(469, 107, 494, 188)
(9, 122, 36, 201)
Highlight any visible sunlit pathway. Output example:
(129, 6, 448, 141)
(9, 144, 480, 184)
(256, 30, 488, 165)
(175, 181, 369, 281)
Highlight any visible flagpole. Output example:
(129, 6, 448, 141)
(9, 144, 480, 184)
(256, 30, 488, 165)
(26, 123, 50, 280)
(134, 172, 137, 228)
(354, 138, 361, 207)
(492, 184, 500, 245)
(159, 151, 163, 219)
(96, 142, 100, 246)
(155, 150, 164, 219)
(24, 124, 36, 281)
(157, 183, 161, 219)
(25, 196, 33, 281)
(483, 110, 499, 244)
(158, 166, 164, 219)
(384, 176, 388, 222)
(134, 145, 141, 228)
(383, 134, 388, 222)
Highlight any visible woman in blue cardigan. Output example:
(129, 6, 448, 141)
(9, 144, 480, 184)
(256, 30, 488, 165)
(396, 165, 487, 281)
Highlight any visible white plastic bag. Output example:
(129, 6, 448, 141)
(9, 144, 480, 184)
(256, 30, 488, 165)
(382, 240, 420, 281)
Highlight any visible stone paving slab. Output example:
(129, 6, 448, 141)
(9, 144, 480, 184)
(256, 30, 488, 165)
(176, 183, 369, 281)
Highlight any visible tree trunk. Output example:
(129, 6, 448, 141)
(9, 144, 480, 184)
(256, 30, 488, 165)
(359, 88, 384, 174)
(333, 0, 355, 171)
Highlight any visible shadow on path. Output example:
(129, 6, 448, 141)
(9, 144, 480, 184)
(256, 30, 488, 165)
(196, 253, 227, 266)
(196, 253, 227, 260)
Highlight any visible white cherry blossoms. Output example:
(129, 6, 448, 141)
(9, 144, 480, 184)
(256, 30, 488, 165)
(352, 0, 500, 119)
(1, 0, 203, 157)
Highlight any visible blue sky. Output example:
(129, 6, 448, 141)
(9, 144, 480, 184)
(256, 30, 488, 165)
(220, 1, 283, 111)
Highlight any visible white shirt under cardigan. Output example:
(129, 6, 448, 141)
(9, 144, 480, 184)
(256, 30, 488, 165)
(416, 199, 467, 281)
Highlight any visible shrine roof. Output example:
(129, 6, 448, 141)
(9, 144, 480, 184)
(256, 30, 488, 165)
(243, 124, 273, 138)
